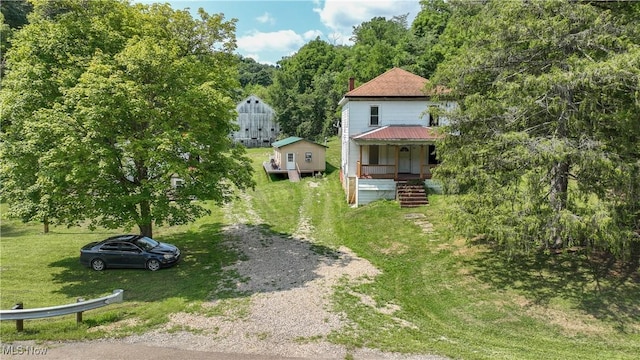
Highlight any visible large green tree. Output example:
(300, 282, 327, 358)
(1, 0, 254, 237)
(433, 0, 640, 258)
(408, 0, 451, 78)
(237, 55, 275, 89)
(1, 0, 32, 76)
(269, 38, 347, 139)
(346, 15, 412, 82)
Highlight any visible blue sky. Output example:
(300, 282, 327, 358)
(136, 1, 422, 65)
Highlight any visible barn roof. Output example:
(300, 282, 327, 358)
(236, 94, 274, 113)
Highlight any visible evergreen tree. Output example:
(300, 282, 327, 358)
(433, 0, 640, 258)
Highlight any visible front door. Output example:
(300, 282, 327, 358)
(398, 146, 411, 173)
(286, 152, 296, 170)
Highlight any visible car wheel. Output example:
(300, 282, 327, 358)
(147, 259, 161, 271)
(91, 259, 105, 271)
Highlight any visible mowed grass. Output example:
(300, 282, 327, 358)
(1, 137, 639, 360)
(0, 202, 240, 341)
(247, 138, 640, 360)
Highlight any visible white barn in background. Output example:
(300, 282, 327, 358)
(231, 95, 279, 148)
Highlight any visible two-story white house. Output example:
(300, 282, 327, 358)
(338, 67, 455, 206)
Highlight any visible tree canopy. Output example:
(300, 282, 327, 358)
(432, 0, 640, 258)
(3, 0, 637, 262)
(1, 0, 254, 237)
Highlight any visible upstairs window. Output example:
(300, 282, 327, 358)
(370, 105, 379, 126)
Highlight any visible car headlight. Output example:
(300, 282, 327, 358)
(163, 254, 174, 260)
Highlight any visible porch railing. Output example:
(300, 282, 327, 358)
(358, 162, 396, 179)
(357, 161, 437, 180)
(420, 164, 438, 179)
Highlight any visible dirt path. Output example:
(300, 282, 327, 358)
(11, 186, 446, 359)
(121, 190, 445, 359)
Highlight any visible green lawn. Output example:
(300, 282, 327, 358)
(1, 137, 639, 359)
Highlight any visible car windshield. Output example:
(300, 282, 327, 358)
(134, 236, 159, 251)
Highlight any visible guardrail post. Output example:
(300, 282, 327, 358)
(12, 302, 23, 332)
(76, 298, 85, 324)
(0, 289, 124, 332)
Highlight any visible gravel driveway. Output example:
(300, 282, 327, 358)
(11, 189, 447, 359)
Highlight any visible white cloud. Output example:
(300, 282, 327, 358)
(244, 53, 261, 62)
(313, 0, 420, 43)
(237, 30, 306, 53)
(303, 29, 324, 41)
(256, 12, 275, 25)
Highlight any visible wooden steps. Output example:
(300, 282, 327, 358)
(397, 183, 428, 208)
(287, 170, 300, 182)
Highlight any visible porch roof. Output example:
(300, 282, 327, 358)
(351, 125, 442, 144)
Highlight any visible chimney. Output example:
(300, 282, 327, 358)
(348, 77, 355, 91)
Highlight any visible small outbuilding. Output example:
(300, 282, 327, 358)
(264, 137, 327, 182)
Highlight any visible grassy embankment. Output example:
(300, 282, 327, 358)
(1, 137, 638, 359)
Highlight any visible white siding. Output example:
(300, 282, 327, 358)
(356, 178, 396, 206)
(345, 100, 444, 178)
(341, 105, 350, 179)
(346, 101, 431, 137)
(340, 94, 457, 206)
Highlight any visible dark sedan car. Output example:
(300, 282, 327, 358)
(80, 234, 180, 271)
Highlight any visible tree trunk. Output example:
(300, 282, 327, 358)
(138, 223, 153, 238)
(548, 83, 572, 250)
(138, 200, 153, 238)
(549, 160, 569, 249)
(43, 216, 49, 234)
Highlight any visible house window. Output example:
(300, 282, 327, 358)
(305, 152, 312, 162)
(370, 106, 379, 126)
(369, 145, 379, 165)
(428, 145, 439, 164)
(429, 106, 439, 127)
(173, 178, 185, 188)
(287, 153, 294, 162)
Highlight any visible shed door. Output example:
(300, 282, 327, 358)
(286, 153, 296, 170)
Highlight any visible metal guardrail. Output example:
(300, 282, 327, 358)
(0, 289, 124, 331)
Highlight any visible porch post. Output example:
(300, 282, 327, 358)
(420, 144, 425, 180)
(358, 145, 362, 178)
(394, 145, 399, 181)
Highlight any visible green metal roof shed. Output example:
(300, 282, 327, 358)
(269, 137, 327, 175)
(272, 136, 327, 148)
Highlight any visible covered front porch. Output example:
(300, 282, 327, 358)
(357, 158, 438, 180)
(352, 126, 441, 181)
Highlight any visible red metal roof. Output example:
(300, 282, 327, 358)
(352, 126, 442, 142)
